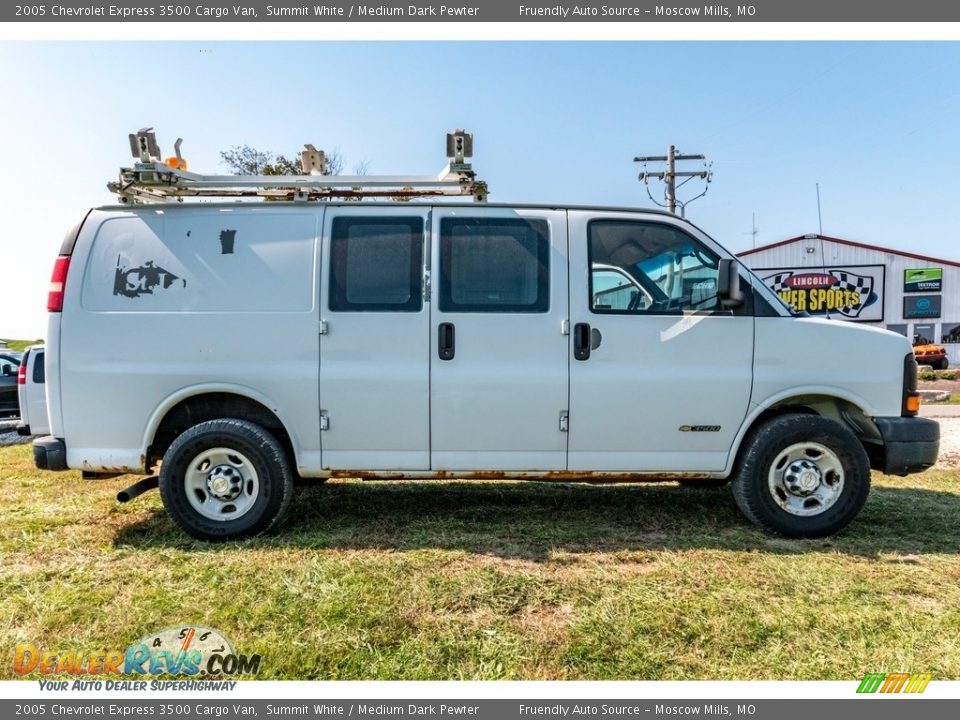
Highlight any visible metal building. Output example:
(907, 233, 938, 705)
(739, 234, 960, 363)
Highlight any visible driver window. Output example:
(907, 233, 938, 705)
(588, 219, 721, 314)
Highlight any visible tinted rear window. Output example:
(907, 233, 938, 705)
(438, 217, 550, 313)
(329, 217, 424, 312)
(33, 351, 45, 384)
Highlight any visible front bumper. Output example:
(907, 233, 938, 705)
(33, 436, 68, 471)
(872, 417, 939, 476)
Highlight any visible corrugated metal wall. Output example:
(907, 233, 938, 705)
(740, 238, 960, 363)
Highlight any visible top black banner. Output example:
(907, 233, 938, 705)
(5, 0, 960, 22)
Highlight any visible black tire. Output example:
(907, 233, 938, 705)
(159, 419, 294, 541)
(677, 478, 730, 489)
(938, 358, 949, 370)
(731, 414, 870, 538)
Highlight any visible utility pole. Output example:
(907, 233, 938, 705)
(634, 145, 711, 216)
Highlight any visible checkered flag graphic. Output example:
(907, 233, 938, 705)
(829, 270, 872, 318)
(765, 272, 794, 294)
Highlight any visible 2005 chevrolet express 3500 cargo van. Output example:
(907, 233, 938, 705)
(33, 130, 939, 541)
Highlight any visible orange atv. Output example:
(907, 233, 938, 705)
(913, 341, 949, 370)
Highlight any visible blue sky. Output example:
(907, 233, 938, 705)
(2, 41, 960, 337)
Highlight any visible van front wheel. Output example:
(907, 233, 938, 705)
(731, 414, 870, 538)
(159, 419, 294, 541)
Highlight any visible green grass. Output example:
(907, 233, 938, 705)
(919, 369, 958, 382)
(0, 339, 42, 353)
(2, 442, 959, 680)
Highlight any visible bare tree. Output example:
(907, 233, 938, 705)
(323, 149, 343, 176)
(219, 146, 303, 176)
(220, 145, 369, 176)
(352, 158, 372, 175)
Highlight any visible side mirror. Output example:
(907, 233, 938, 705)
(718, 258, 744, 308)
(1, 366, 15, 377)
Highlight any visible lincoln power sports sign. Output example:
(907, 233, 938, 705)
(756, 264, 885, 322)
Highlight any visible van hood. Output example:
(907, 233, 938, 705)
(753, 316, 911, 418)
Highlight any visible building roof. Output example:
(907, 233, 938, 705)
(738, 234, 960, 270)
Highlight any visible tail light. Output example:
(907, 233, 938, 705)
(47, 255, 71, 312)
(17, 361, 26, 385)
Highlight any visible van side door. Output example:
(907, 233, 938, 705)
(430, 208, 569, 471)
(318, 208, 431, 470)
(567, 212, 754, 472)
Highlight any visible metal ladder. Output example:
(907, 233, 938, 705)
(107, 128, 488, 204)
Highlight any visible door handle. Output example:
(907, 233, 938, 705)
(438, 322, 455, 360)
(573, 322, 591, 361)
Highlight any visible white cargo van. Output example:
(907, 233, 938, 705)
(16, 344, 48, 437)
(34, 131, 938, 541)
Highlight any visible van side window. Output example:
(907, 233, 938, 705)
(588, 220, 722, 314)
(329, 217, 424, 312)
(439, 217, 549, 313)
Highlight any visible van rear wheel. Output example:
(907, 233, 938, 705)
(159, 419, 294, 541)
(731, 414, 870, 538)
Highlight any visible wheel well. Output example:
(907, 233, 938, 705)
(736, 395, 878, 469)
(751, 403, 818, 428)
(148, 393, 295, 471)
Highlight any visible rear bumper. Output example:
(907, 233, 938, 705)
(872, 417, 939, 476)
(33, 436, 68, 471)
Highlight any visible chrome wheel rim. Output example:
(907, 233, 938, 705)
(185, 447, 260, 521)
(767, 442, 844, 517)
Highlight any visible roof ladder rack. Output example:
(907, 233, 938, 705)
(108, 128, 488, 204)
